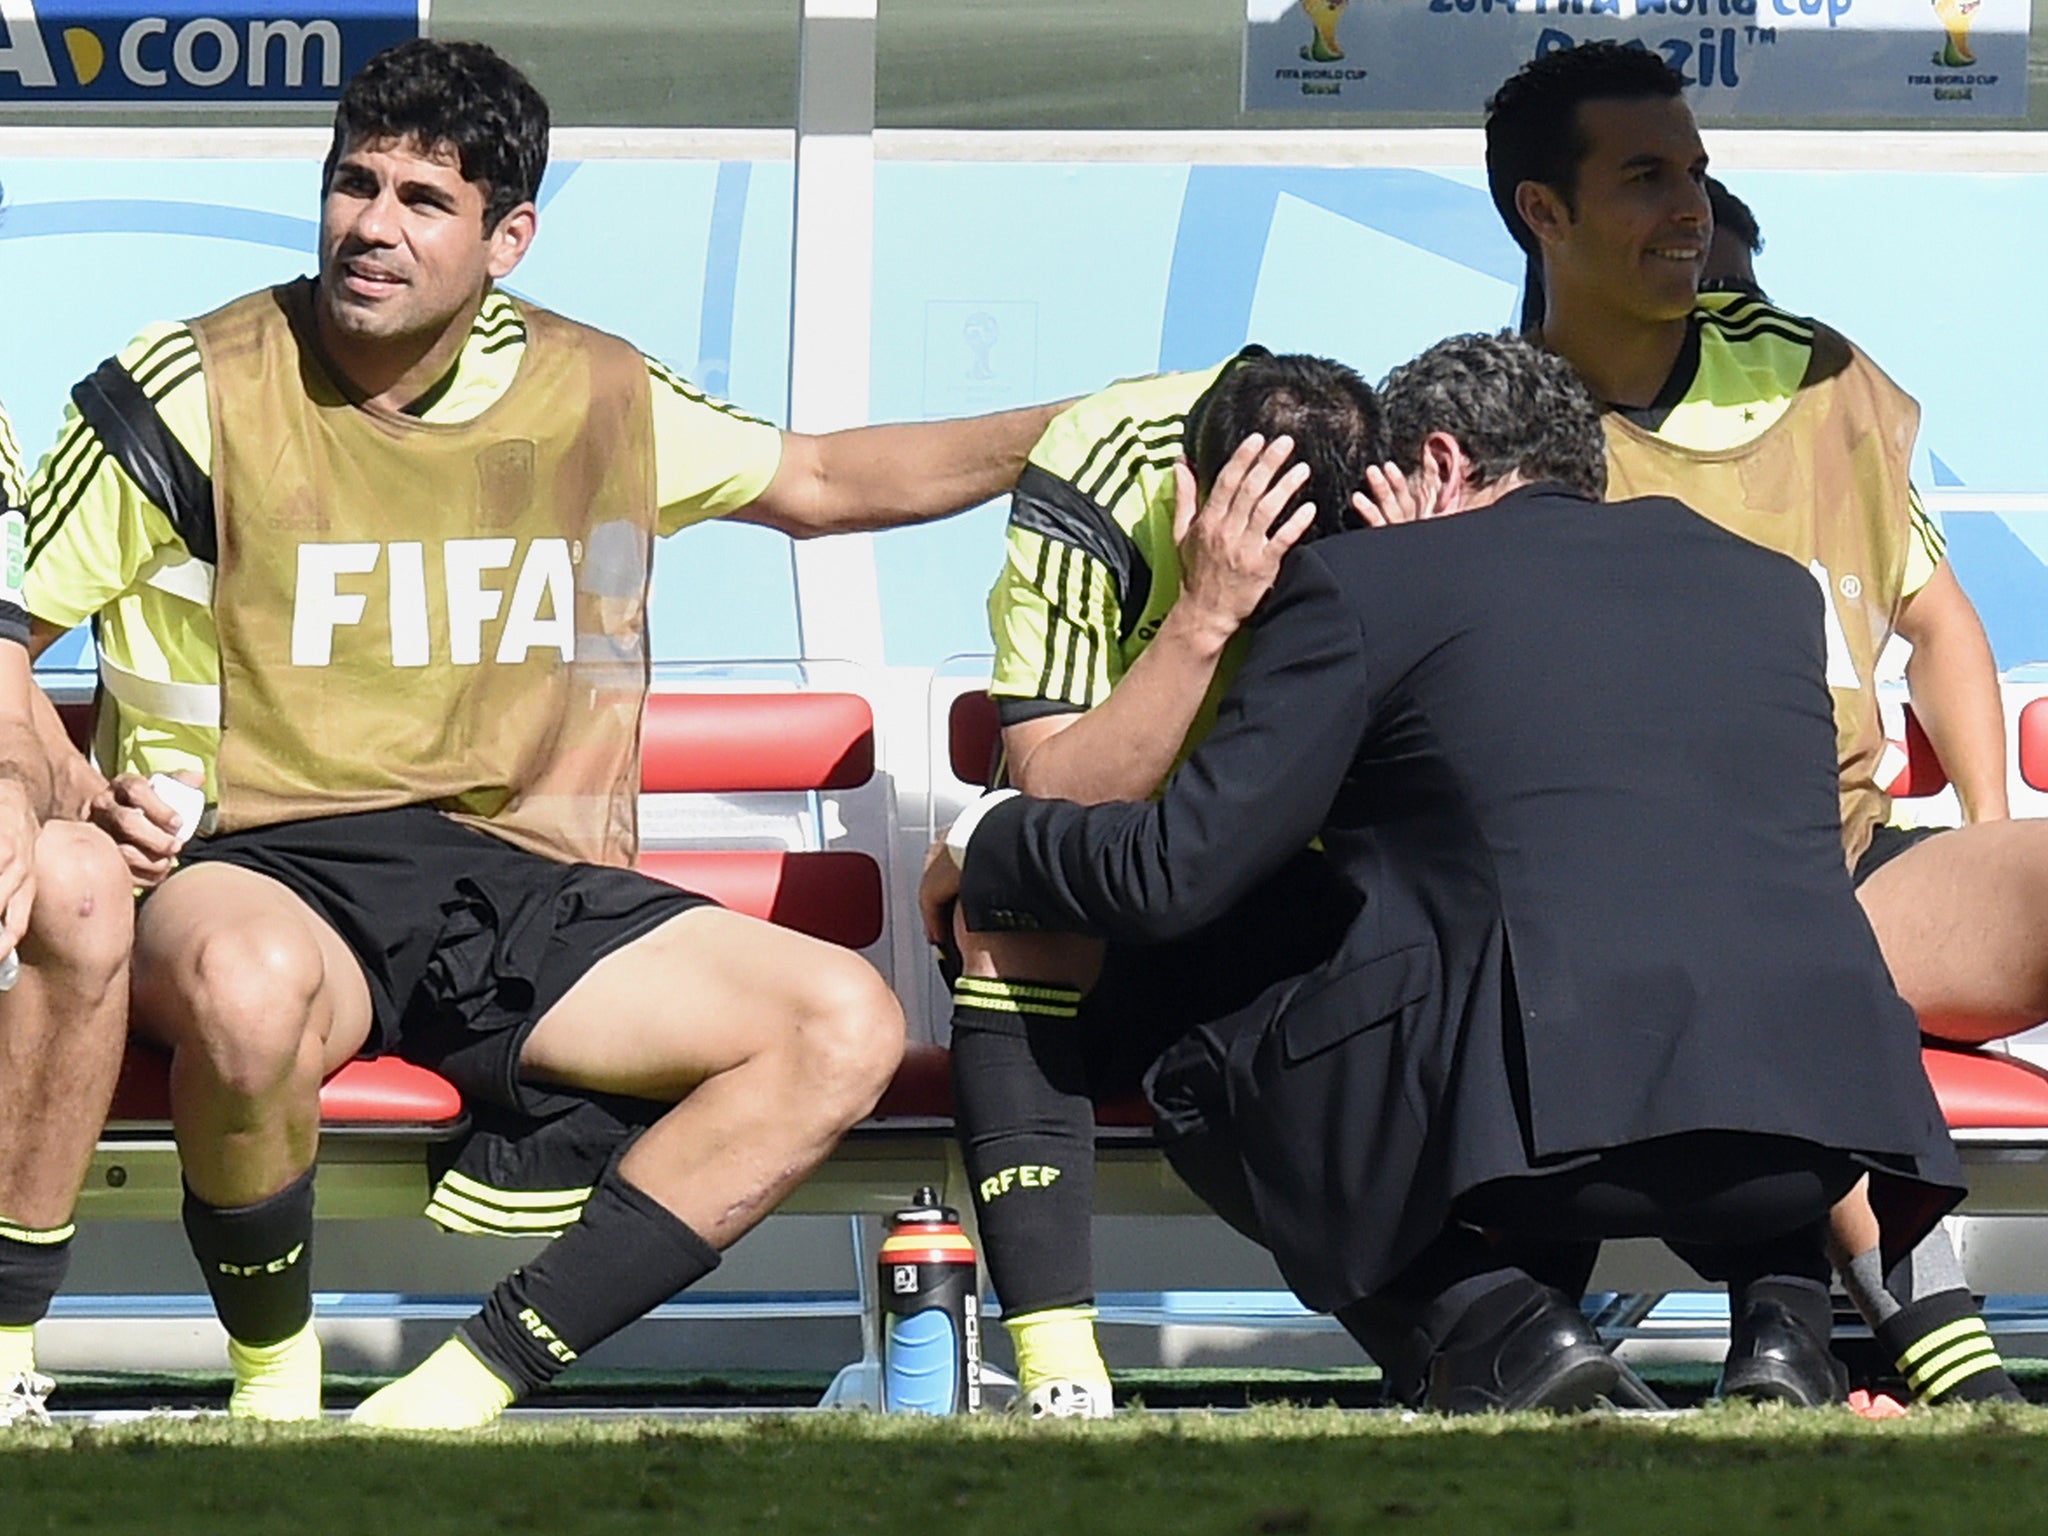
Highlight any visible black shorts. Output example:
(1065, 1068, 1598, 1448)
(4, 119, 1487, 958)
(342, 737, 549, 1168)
(1069, 849, 1363, 1098)
(1854, 823, 1948, 887)
(176, 805, 713, 1117)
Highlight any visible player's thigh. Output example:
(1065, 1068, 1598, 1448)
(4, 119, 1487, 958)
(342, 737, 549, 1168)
(131, 861, 375, 1071)
(518, 905, 903, 1101)
(1857, 819, 2048, 1030)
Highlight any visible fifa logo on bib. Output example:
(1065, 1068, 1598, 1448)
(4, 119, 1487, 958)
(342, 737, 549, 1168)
(291, 536, 578, 668)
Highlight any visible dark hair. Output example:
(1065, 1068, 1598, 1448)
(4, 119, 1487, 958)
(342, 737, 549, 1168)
(1517, 255, 1545, 337)
(325, 40, 549, 230)
(1379, 332, 1607, 501)
(1192, 353, 1384, 542)
(1484, 42, 1687, 259)
(1705, 174, 1761, 255)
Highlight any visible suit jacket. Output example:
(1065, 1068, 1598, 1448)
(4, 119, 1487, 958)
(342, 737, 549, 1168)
(959, 484, 1963, 1309)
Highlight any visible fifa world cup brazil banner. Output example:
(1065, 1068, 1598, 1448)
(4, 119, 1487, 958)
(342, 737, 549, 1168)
(0, 0, 423, 104)
(1245, 0, 2028, 118)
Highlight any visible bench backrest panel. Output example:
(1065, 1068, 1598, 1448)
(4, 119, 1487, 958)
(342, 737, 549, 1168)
(1888, 706, 1948, 799)
(637, 848, 884, 950)
(641, 691, 875, 793)
(57, 699, 93, 754)
(2023, 697, 2048, 794)
(949, 689, 1000, 790)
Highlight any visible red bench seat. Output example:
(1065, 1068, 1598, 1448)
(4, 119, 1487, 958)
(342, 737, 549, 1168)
(108, 1049, 464, 1129)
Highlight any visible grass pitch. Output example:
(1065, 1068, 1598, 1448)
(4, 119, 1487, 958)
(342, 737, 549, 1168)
(6, 1406, 2048, 1535)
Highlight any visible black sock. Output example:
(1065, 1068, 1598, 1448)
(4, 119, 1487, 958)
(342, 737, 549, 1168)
(1334, 1296, 1433, 1406)
(1876, 1288, 2022, 1404)
(949, 979, 1094, 1316)
(1424, 1268, 1538, 1354)
(460, 1164, 720, 1397)
(1345, 1225, 1530, 1399)
(0, 1223, 74, 1327)
(1504, 1238, 1600, 1302)
(181, 1170, 315, 1347)
(1739, 1275, 1834, 1346)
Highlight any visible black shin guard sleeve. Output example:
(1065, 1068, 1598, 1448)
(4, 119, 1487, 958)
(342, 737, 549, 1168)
(460, 1164, 720, 1398)
(0, 1231, 73, 1327)
(950, 997, 1096, 1316)
(1876, 1288, 2022, 1404)
(181, 1169, 316, 1348)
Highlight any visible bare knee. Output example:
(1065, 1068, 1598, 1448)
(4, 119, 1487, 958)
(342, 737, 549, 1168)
(143, 920, 327, 1104)
(25, 821, 134, 988)
(786, 956, 905, 1124)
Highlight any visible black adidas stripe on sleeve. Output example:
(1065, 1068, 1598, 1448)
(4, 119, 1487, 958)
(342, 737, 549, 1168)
(1009, 464, 1151, 639)
(67, 357, 216, 564)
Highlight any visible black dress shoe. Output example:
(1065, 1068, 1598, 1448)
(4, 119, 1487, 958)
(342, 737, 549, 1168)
(1423, 1285, 1620, 1415)
(1718, 1297, 1849, 1406)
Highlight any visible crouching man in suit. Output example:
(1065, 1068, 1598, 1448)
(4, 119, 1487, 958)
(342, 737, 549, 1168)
(922, 332, 1964, 1413)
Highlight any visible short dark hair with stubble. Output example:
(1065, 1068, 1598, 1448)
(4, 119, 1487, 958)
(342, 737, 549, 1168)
(1192, 353, 1384, 543)
(1379, 332, 1607, 501)
(1484, 43, 1688, 260)
(325, 40, 550, 231)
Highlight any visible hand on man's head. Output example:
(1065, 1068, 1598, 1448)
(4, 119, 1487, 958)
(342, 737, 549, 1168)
(1171, 435, 1316, 647)
(1354, 457, 1444, 529)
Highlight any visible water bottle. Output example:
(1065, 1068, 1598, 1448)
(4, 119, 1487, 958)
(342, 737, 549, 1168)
(878, 1186, 981, 1414)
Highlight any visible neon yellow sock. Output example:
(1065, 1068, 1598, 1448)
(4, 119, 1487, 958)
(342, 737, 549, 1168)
(350, 1337, 516, 1431)
(1006, 1306, 1111, 1397)
(227, 1321, 323, 1421)
(0, 1324, 33, 1379)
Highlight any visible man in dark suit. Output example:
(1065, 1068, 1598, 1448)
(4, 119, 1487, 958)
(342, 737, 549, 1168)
(923, 332, 1963, 1413)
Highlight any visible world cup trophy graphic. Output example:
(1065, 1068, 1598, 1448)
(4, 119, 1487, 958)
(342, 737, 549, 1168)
(1932, 0, 1979, 66)
(1300, 0, 1351, 63)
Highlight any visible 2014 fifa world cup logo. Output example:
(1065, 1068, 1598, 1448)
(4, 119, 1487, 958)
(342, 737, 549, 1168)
(1932, 0, 1980, 66)
(1300, 0, 1351, 63)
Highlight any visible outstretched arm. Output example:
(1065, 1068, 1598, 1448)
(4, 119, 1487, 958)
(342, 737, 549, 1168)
(734, 402, 1068, 538)
(955, 551, 1370, 944)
